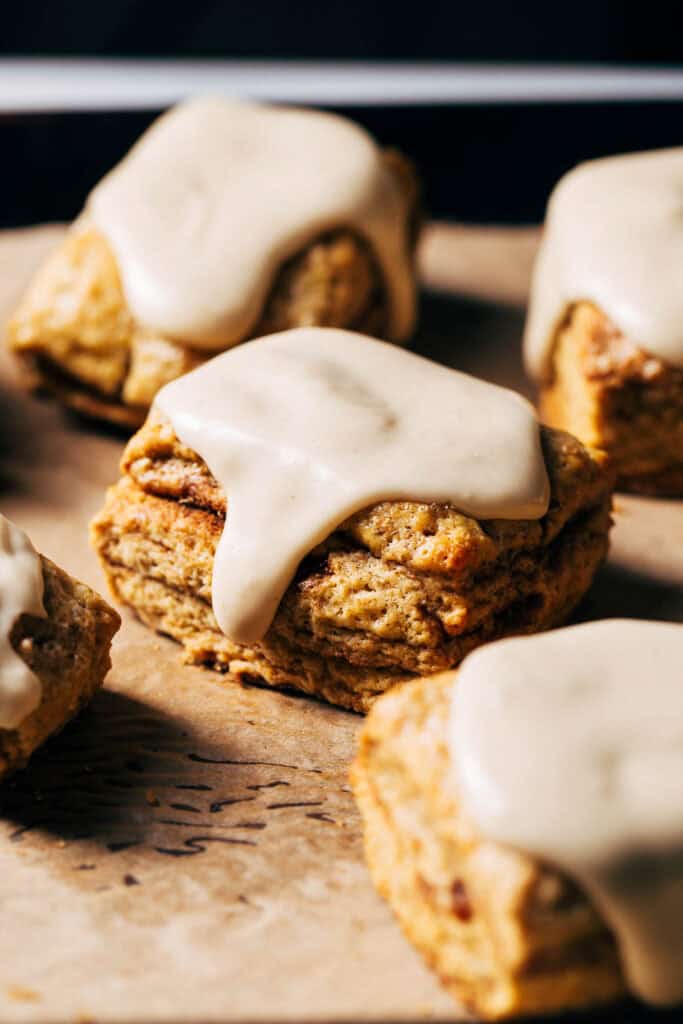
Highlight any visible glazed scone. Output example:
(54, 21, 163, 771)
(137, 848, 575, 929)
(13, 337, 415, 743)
(7, 100, 419, 428)
(351, 674, 624, 1019)
(0, 518, 120, 780)
(90, 330, 611, 713)
(352, 621, 683, 1018)
(524, 149, 683, 495)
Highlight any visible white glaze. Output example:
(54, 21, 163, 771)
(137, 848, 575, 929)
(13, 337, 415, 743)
(525, 148, 683, 379)
(155, 327, 550, 645)
(88, 97, 415, 349)
(451, 619, 683, 1006)
(0, 515, 45, 730)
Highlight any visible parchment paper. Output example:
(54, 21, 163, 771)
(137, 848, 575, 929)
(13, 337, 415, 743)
(0, 224, 680, 1024)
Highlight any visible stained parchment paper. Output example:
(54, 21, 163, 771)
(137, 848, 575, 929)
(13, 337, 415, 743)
(0, 224, 680, 1024)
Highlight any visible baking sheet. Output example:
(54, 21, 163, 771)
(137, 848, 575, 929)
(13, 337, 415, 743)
(0, 224, 680, 1024)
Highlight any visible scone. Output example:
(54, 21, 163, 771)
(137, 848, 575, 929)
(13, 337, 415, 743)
(0, 515, 120, 780)
(7, 98, 419, 428)
(352, 621, 683, 1018)
(91, 328, 612, 713)
(524, 149, 683, 495)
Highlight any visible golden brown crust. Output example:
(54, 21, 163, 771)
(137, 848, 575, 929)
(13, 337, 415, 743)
(122, 416, 611, 576)
(91, 423, 612, 712)
(539, 302, 683, 496)
(0, 556, 120, 780)
(351, 674, 625, 1019)
(7, 152, 420, 428)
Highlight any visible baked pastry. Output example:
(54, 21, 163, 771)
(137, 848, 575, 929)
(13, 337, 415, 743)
(525, 149, 683, 495)
(91, 327, 612, 712)
(7, 98, 419, 428)
(0, 514, 120, 780)
(352, 620, 683, 1019)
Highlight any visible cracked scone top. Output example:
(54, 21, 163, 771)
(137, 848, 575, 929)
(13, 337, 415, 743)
(155, 326, 550, 645)
(525, 148, 683, 379)
(87, 96, 415, 348)
(451, 619, 683, 1006)
(0, 515, 45, 729)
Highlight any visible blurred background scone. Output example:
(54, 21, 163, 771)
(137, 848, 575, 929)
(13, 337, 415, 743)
(7, 98, 419, 428)
(525, 149, 683, 496)
(91, 328, 612, 712)
(0, 514, 120, 780)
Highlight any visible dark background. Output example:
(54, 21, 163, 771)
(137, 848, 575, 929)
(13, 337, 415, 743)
(3, 1, 682, 63)
(2, 0, 683, 228)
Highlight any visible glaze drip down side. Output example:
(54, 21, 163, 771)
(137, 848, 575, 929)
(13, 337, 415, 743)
(0, 515, 46, 730)
(451, 619, 683, 1006)
(525, 147, 683, 379)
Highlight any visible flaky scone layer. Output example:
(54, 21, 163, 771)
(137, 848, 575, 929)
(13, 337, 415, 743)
(7, 152, 419, 428)
(351, 674, 625, 1019)
(91, 423, 612, 712)
(1, 557, 120, 780)
(540, 302, 683, 496)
